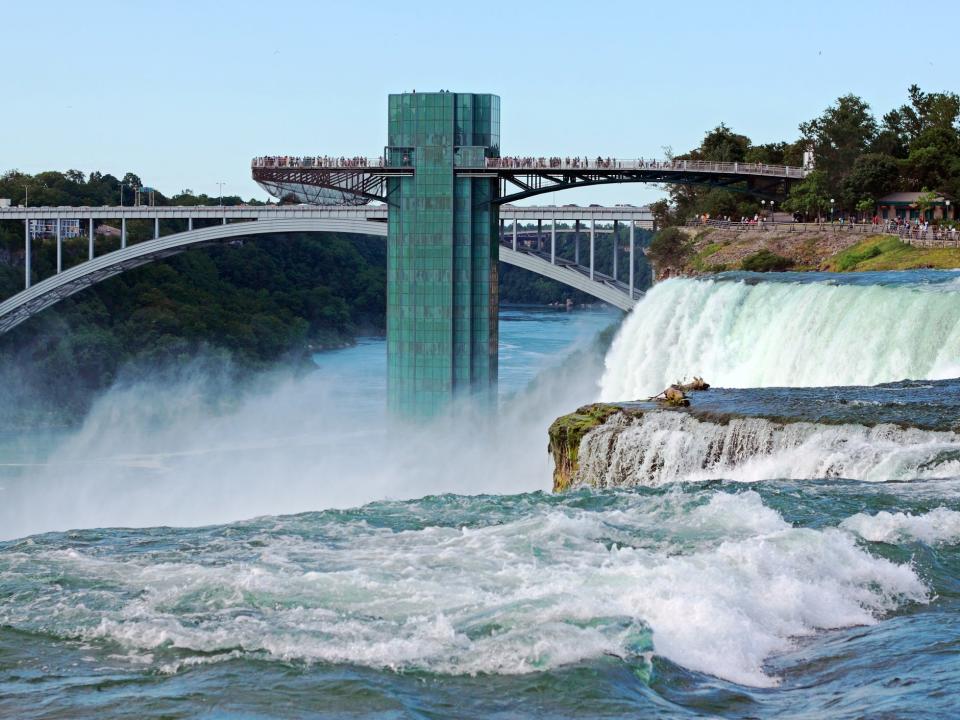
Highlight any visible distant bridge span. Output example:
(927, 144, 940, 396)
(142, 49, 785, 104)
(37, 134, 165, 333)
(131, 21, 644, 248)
(0, 209, 644, 334)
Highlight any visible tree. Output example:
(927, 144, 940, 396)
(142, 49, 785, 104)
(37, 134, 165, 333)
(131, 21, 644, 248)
(856, 198, 875, 221)
(645, 227, 691, 274)
(783, 170, 830, 221)
(800, 94, 878, 210)
(842, 153, 900, 208)
(916, 188, 938, 221)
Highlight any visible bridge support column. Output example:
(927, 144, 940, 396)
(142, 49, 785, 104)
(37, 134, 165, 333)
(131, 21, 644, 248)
(24, 220, 30, 289)
(121, 218, 127, 249)
(575, 220, 580, 264)
(56, 218, 62, 274)
(589, 219, 595, 280)
(537, 219, 542, 251)
(550, 216, 556, 264)
(188, 217, 193, 232)
(613, 220, 618, 281)
(629, 220, 635, 299)
(512, 219, 517, 251)
(154, 218, 160, 239)
(89, 218, 94, 260)
(500, 218, 504, 244)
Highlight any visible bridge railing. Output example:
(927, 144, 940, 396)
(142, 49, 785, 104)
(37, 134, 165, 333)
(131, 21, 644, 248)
(481, 157, 806, 177)
(252, 156, 808, 178)
(685, 218, 896, 234)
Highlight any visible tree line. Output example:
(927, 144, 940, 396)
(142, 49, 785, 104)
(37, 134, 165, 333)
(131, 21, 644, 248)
(652, 84, 960, 225)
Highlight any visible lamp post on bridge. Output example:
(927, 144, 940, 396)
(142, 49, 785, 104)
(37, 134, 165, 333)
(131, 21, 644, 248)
(23, 185, 28, 208)
(216, 182, 226, 207)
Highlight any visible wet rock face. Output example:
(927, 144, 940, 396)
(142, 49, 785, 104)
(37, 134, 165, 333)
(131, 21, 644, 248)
(547, 404, 630, 492)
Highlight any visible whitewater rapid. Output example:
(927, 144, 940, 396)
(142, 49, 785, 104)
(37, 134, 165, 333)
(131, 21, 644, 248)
(0, 489, 932, 688)
(601, 274, 960, 400)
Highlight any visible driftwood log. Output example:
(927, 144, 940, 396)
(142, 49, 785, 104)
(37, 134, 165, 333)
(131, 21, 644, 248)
(648, 377, 709, 407)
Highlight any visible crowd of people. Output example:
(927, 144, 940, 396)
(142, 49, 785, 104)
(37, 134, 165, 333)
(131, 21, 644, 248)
(688, 214, 959, 244)
(252, 156, 382, 169)
(252, 155, 795, 175)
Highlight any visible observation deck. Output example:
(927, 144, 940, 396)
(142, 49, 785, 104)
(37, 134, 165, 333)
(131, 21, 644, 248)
(251, 155, 808, 205)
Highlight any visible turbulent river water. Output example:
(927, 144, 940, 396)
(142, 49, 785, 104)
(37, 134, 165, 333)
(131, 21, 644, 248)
(3, 274, 960, 718)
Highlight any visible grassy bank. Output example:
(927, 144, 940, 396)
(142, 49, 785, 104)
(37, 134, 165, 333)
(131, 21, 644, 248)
(822, 235, 960, 272)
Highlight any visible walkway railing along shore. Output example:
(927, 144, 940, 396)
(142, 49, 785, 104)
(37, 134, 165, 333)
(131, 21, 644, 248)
(686, 218, 960, 246)
(252, 156, 807, 178)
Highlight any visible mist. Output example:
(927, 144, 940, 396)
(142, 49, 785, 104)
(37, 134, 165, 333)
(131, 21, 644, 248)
(0, 315, 615, 540)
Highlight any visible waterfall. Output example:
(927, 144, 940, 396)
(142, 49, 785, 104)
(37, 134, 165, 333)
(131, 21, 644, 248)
(601, 275, 960, 400)
(572, 409, 960, 488)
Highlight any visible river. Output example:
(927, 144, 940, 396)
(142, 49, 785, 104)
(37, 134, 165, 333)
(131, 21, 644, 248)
(2, 279, 960, 718)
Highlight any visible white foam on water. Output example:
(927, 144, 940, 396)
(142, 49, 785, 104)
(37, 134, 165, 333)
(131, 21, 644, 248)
(0, 491, 929, 687)
(841, 507, 960, 545)
(601, 277, 960, 400)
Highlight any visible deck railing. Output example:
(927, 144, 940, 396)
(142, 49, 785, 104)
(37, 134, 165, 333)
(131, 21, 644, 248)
(685, 218, 960, 245)
(252, 156, 807, 178)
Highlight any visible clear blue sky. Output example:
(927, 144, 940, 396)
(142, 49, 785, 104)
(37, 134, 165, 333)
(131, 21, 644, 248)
(3, 0, 957, 206)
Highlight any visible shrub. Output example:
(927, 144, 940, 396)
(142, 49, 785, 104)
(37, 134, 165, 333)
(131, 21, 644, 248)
(741, 249, 794, 272)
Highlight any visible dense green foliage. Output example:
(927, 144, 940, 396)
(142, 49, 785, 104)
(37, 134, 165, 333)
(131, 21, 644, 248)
(657, 85, 960, 224)
(645, 227, 691, 272)
(740, 249, 794, 272)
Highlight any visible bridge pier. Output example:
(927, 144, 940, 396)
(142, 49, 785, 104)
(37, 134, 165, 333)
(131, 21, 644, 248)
(24, 221, 30, 289)
(512, 219, 517, 251)
(89, 219, 94, 260)
(589, 219, 595, 280)
(121, 218, 127, 249)
(629, 221, 635, 298)
(613, 220, 618, 281)
(56, 218, 62, 274)
(550, 216, 556, 264)
(154, 218, 160, 239)
(575, 220, 580, 264)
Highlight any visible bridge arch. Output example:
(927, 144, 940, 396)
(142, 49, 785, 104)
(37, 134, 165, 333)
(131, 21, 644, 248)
(0, 217, 635, 334)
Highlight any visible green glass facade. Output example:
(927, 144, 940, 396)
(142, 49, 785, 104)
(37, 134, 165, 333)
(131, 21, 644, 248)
(386, 92, 501, 416)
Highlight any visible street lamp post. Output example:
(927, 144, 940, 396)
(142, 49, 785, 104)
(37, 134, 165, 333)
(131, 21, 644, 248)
(23, 185, 28, 208)
(830, 198, 835, 223)
(216, 182, 226, 206)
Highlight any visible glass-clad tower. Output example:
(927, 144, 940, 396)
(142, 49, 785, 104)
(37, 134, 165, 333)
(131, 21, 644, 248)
(385, 92, 501, 416)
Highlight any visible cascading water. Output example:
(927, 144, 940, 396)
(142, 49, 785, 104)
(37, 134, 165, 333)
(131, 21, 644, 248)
(572, 409, 960, 489)
(600, 272, 960, 400)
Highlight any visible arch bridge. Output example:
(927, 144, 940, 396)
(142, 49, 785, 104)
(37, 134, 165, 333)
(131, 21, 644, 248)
(0, 204, 651, 335)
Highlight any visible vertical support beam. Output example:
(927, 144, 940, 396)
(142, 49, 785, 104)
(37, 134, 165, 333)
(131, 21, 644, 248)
(188, 217, 193, 232)
(550, 216, 556, 264)
(222, 217, 227, 225)
(575, 220, 580, 264)
(629, 220, 635, 298)
(537, 219, 542, 252)
(154, 217, 160, 239)
(121, 218, 127, 249)
(589, 218, 595, 280)
(612, 219, 619, 281)
(512, 218, 517, 251)
(499, 218, 504, 244)
(24, 219, 30, 289)
(88, 218, 94, 260)
(56, 218, 62, 273)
